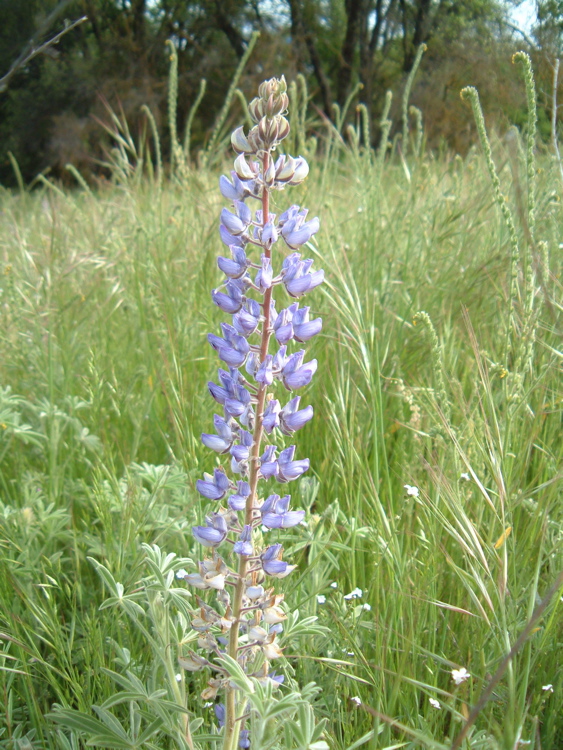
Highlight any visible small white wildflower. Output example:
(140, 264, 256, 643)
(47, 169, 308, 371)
(429, 698, 441, 709)
(404, 484, 419, 497)
(451, 667, 470, 685)
(317, 594, 327, 604)
(347, 651, 355, 656)
(460, 472, 470, 481)
(330, 581, 338, 589)
(362, 603, 371, 611)
(351, 696, 361, 706)
(175, 673, 182, 682)
(344, 587, 363, 600)
(175, 569, 188, 579)
(203, 701, 214, 707)
(542, 684, 554, 693)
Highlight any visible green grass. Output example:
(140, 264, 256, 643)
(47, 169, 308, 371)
(0, 125, 561, 750)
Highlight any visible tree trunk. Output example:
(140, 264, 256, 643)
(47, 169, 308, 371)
(403, 0, 431, 71)
(131, 0, 146, 50)
(337, 0, 363, 105)
(214, 1, 246, 59)
(287, 0, 333, 116)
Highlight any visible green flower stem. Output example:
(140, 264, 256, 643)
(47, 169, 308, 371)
(461, 86, 520, 367)
(413, 310, 451, 426)
(402, 44, 426, 156)
(512, 52, 537, 249)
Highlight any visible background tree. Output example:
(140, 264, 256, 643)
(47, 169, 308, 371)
(0, 0, 552, 186)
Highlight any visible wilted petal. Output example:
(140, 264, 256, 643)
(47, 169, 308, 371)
(185, 573, 209, 589)
(246, 585, 264, 600)
(262, 640, 284, 659)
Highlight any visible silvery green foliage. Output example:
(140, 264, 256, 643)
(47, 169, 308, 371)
(182, 76, 326, 749)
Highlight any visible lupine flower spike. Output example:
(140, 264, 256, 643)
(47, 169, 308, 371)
(181, 76, 323, 750)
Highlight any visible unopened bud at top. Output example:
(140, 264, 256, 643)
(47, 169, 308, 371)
(250, 76, 289, 124)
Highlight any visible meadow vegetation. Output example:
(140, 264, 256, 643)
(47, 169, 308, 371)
(0, 63, 562, 749)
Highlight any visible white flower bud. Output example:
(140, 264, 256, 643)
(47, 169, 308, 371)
(276, 155, 296, 182)
(231, 127, 253, 154)
(234, 154, 255, 181)
(263, 160, 276, 187)
(289, 157, 309, 185)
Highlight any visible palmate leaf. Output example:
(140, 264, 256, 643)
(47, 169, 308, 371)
(86, 737, 133, 749)
(48, 709, 123, 739)
(92, 705, 131, 739)
(49, 707, 164, 749)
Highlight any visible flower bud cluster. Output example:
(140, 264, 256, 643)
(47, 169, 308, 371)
(179, 77, 323, 749)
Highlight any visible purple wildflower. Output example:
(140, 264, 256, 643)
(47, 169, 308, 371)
(279, 207, 320, 249)
(292, 306, 322, 342)
(282, 255, 324, 297)
(260, 445, 279, 479)
(214, 703, 226, 728)
(273, 303, 297, 344)
(261, 494, 305, 528)
(187, 77, 324, 741)
(261, 544, 296, 578)
(263, 399, 281, 433)
(196, 468, 230, 500)
(217, 245, 249, 279)
(277, 445, 309, 482)
(233, 525, 253, 556)
(280, 350, 317, 390)
(230, 430, 253, 463)
(228, 480, 250, 511)
(255, 354, 274, 386)
(219, 171, 255, 202)
(279, 396, 313, 435)
(192, 514, 228, 547)
(201, 414, 235, 453)
(255, 254, 273, 291)
(233, 299, 260, 337)
(220, 201, 252, 236)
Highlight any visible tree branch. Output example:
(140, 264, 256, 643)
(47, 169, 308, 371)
(0, 7, 87, 94)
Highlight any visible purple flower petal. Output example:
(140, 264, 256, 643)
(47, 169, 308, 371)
(201, 433, 231, 453)
(293, 317, 322, 342)
(283, 359, 317, 389)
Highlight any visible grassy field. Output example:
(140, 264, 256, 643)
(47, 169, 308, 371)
(0, 99, 562, 750)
